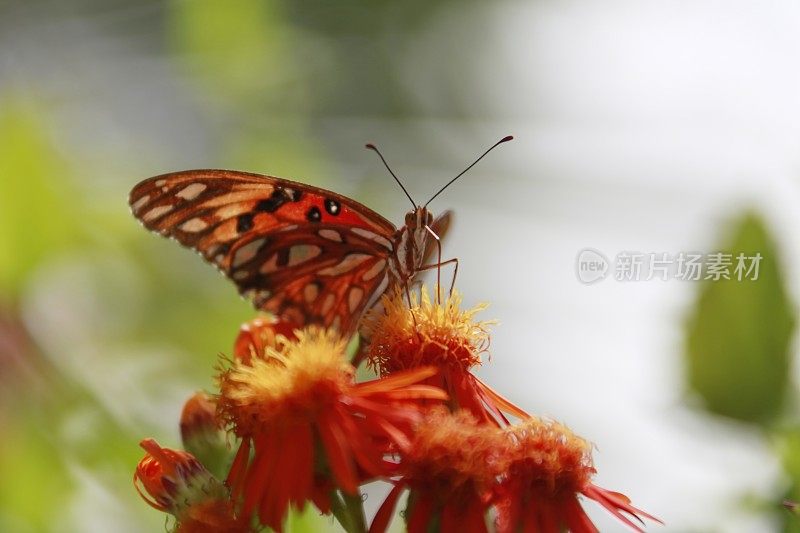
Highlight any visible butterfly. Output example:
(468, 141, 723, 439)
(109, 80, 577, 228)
(129, 136, 512, 337)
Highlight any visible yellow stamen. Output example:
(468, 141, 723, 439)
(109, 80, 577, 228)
(362, 286, 494, 374)
(217, 327, 352, 431)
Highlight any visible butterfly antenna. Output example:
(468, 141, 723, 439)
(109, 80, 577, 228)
(424, 135, 514, 207)
(365, 143, 416, 208)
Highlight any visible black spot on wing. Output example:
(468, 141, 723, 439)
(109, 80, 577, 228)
(276, 248, 290, 268)
(324, 198, 341, 216)
(285, 188, 303, 202)
(306, 206, 322, 222)
(254, 186, 304, 213)
(237, 213, 255, 233)
(255, 189, 287, 213)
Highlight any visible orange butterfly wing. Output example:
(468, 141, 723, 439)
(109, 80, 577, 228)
(129, 169, 399, 335)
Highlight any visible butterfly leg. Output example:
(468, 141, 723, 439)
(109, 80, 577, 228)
(424, 224, 446, 303)
(415, 257, 459, 302)
(403, 282, 422, 334)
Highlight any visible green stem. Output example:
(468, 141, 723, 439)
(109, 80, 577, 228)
(341, 490, 367, 533)
(329, 490, 353, 533)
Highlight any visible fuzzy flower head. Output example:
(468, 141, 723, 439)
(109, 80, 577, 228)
(218, 327, 352, 430)
(404, 408, 506, 497)
(495, 418, 660, 533)
(217, 325, 446, 531)
(505, 417, 594, 494)
(371, 409, 507, 533)
(362, 286, 527, 425)
(363, 286, 490, 374)
(133, 439, 247, 532)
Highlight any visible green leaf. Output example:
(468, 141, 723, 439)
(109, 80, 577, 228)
(685, 212, 795, 425)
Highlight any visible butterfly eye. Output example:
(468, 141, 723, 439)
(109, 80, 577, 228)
(426, 212, 434, 226)
(404, 212, 416, 227)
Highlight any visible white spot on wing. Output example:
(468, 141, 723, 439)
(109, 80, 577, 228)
(288, 245, 322, 267)
(257, 290, 271, 303)
(142, 204, 174, 222)
(131, 195, 150, 213)
(233, 238, 266, 268)
(319, 229, 343, 242)
(176, 183, 207, 201)
(348, 287, 364, 313)
(321, 293, 336, 315)
(180, 217, 208, 232)
(362, 259, 387, 281)
(363, 274, 389, 312)
(214, 204, 249, 219)
(351, 228, 393, 250)
(318, 253, 371, 276)
(304, 283, 319, 303)
(155, 179, 167, 187)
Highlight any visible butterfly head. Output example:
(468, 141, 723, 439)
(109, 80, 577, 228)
(405, 206, 434, 232)
(402, 206, 434, 269)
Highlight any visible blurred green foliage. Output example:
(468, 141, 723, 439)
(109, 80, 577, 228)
(0, 102, 82, 299)
(168, 0, 299, 106)
(685, 212, 795, 426)
(778, 427, 800, 532)
(0, 413, 72, 531)
(683, 212, 800, 530)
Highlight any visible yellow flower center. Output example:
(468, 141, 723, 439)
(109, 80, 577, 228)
(217, 327, 352, 433)
(362, 286, 493, 374)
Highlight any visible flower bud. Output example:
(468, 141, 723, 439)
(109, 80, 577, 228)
(134, 439, 228, 519)
(179, 392, 229, 479)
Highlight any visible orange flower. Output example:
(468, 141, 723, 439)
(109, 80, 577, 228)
(371, 409, 506, 533)
(362, 286, 527, 426)
(216, 326, 447, 531)
(494, 418, 661, 533)
(133, 439, 248, 533)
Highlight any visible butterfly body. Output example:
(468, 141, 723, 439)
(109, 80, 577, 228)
(129, 169, 448, 336)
